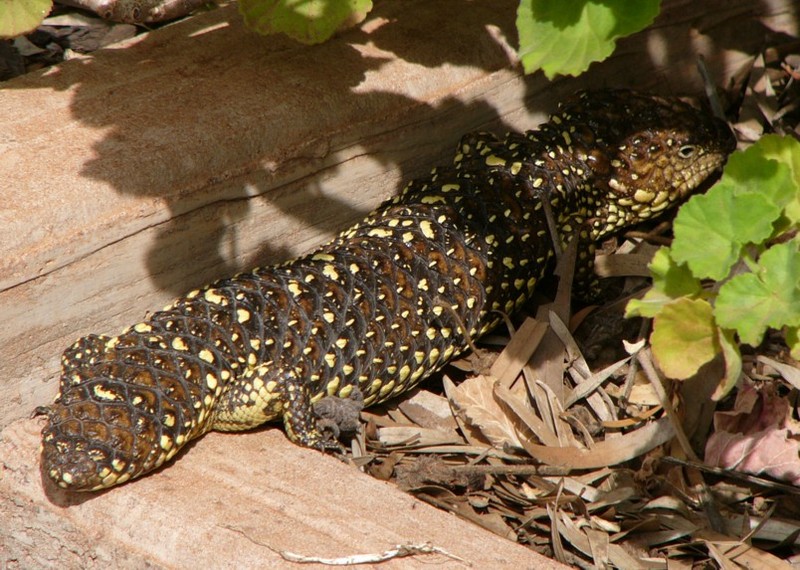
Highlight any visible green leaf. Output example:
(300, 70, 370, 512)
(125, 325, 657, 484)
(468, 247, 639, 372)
(651, 298, 719, 379)
(625, 247, 701, 318)
(753, 135, 800, 227)
(672, 180, 782, 281)
(516, 0, 660, 78)
(0, 0, 50, 37)
(715, 240, 800, 346)
(753, 134, 800, 191)
(239, 0, 372, 44)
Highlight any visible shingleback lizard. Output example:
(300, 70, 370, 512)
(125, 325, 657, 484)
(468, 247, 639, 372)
(39, 90, 736, 491)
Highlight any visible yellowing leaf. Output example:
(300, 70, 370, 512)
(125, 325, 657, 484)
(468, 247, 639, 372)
(651, 298, 719, 379)
(0, 0, 51, 37)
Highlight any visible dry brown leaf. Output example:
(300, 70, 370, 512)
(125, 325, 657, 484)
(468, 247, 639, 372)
(376, 426, 463, 447)
(557, 511, 649, 569)
(510, 417, 675, 470)
(758, 355, 800, 391)
(444, 374, 533, 449)
(696, 529, 793, 569)
(493, 383, 561, 447)
(564, 356, 630, 408)
(490, 316, 548, 386)
(594, 252, 655, 278)
(397, 389, 459, 432)
(705, 384, 800, 485)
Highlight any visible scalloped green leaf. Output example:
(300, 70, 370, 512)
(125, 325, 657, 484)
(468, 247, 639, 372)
(672, 147, 795, 281)
(651, 297, 719, 380)
(0, 0, 50, 37)
(715, 240, 800, 346)
(626, 247, 702, 318)
(516, 0, 660, 78)
(239, 0, 372, 44)
(753, 135, 800, 226)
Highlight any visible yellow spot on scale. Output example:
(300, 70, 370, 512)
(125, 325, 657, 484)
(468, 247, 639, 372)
(335, 338, 348, 349)
(324, 353, 337, 367)
(419, 220, 435, 239)
(199, 349, 215, 364)
(485, 155, 506, 167)
(171, 336, 189, 351)
(204, 289, 225, 305)
(287, 282, 302, 298)
(133, 323, 152, 333)
(93, 385, 120, 401)
(112, 458, 126, 472)
(342, 364, 354, 375)
(322, 264, 339, 280)
(349, 263, 360, 274)
(421, 195, 446, 204)
(206, 373, 218, 390)
(312, 253, 335, 262)
(323, 312, 335, 324)
(510, 162, 522, 175)
(429, 348, 440, 364)
(402, 232, 414, 242)
(426, 328, 437, 340)
(160, 435, 173, 451)
(339, 385, 354, 398)
(326, 376, 340, 395)
(398, 365, 411, 382)
(237, 308, 251, 323)
(368, 228, 393, 238)
(414, 351, 425, 364)
(379, 380, 396, 396)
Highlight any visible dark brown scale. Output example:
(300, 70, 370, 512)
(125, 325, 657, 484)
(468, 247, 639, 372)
(40, 90, 736, 490)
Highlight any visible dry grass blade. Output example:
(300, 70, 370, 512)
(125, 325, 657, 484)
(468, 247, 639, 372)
(695, 530, 794, 570)
(564, 356, 630, 408)
(557, 511, 648, 569)
(490, 316, 549, 387)
(492, 383, 561, 447)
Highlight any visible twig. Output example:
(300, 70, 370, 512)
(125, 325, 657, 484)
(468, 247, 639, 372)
(278, 542, 471, 566)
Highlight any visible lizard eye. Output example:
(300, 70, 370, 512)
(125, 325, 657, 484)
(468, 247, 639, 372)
(678, 145, 697, 159)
